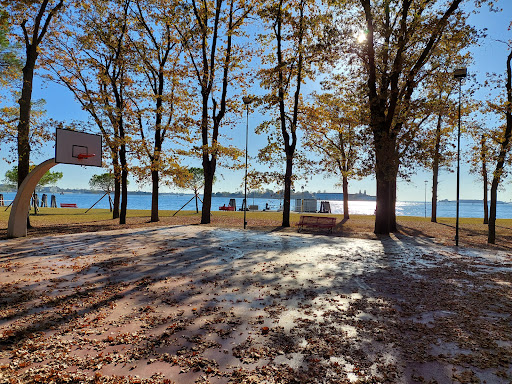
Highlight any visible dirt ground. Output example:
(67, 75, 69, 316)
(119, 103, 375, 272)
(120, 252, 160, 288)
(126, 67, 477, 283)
(0, 225, 511, 383)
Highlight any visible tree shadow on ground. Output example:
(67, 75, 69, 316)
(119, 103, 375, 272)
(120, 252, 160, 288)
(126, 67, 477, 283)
(396, 221, 512, 251)
(0, 227, 511, 383)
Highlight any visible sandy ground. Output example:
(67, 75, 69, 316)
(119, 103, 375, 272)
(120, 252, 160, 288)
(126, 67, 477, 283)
(0, 225, 511, 383)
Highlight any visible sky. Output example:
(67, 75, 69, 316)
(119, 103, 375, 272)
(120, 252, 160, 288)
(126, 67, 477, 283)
(1, 1, 511, 202)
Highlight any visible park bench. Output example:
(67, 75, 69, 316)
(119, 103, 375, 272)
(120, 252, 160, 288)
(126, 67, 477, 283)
(60, 203, 77, 208)
(297, 215, 336, 233)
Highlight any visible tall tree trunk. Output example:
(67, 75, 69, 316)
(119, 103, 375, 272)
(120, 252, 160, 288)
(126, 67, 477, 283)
(488, 50, 512, 244)
(275, 0, 300, 227)
(150, 72, 164, 223)
(342, 175, 349, 220)
(431, 167, 438, 223)
(282, 156, 293, 227)
(111, 74, 128, 224)
(483, 165, 488, 224)
(112, 156, 120, 219)
(17, 49, 37, 189)
(18, 49, 37, 229)
(200, 88, 213, 224)
(17, 0, 63, 187)
(119, 139, 128, 224)
(375, 178, 395, 233)
(488, 179, 498, 244)
(481, 134, 488, 224)
(201, 162, 214, 224)
(338, 131, 350, 220)
(373, 131, 398, 234)
(120, 164, 128, 225)
(150, 147, 161, 222)
(151, 169, 159, 222)
(431, 113, 442, 222)
(391, 172, 397, 227)
(194, 188, 199, 213)
(16, 0, 63, 228)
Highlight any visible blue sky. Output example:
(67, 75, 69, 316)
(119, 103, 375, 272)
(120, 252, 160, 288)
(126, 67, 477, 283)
(1, 1, 511, 202)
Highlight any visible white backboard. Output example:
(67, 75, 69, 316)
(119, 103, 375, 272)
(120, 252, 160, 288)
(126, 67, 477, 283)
(55, 128, 102, 167)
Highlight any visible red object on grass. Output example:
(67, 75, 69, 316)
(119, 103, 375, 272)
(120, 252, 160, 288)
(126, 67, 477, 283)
(60, 203, 78, 208)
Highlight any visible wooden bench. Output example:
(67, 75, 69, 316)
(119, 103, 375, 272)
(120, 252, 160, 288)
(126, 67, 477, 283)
(297, 215, 336, 233)
(60, 203, 78, 208)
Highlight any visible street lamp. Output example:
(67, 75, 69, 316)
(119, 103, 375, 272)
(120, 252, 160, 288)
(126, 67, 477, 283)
(454, 67, 467, 246)
(424, 180, 427, 218)
(242, 96, 253, 229)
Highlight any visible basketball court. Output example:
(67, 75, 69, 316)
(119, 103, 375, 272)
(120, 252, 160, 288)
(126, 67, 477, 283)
(0, 226, 510, 383)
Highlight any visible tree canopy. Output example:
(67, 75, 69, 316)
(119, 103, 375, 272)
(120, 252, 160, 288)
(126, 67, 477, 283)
(89, 173, 116, 192)
(0, 8, 21, 85)
(4, 165, 63, 190)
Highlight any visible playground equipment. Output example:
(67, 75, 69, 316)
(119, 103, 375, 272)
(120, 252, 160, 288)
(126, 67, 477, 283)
(7, 129, 102, 238)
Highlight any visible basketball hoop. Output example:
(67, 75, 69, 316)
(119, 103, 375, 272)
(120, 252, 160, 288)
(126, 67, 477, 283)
(55, 129, 102, 167)
(77, 153, 96, 160)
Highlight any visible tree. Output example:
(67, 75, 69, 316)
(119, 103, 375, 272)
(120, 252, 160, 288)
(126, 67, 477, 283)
(128, 0, 192, 222)
(45, 0, 132, 223)
(333, 0, 481, 234)
(468, 122, 493, 224)
(0, 6, 50, 164)
(303, 76, 369, 220)
(0, 98, 49, 163)
(4, 165, 63, 190)
(410, 32, 473, 223)
(414, 72, 460, 223)
(0, 8, 21, 86)
(185, 167, 204, 213)
(1, 0, 64, 189)
(174, 0, 253, 224)
(257, 0, 332, 227)
(425, 92, 456, 223)
(89, 173, 115, 192)
(488, 48, 512, 244)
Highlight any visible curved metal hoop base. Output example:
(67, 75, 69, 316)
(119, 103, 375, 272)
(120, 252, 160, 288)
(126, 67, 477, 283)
(7, 158, 57, 238)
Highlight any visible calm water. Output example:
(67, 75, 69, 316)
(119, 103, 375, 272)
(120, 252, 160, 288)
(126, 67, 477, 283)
(1, 192, 511, 219)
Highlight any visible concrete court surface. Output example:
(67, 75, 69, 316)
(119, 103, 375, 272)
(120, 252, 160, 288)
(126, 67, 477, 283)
(0, 226, 511, 383)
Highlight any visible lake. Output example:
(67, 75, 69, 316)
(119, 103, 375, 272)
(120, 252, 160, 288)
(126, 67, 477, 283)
(1, 192, 511, 219)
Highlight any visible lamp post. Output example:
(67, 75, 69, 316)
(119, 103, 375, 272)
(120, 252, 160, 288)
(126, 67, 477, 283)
(454, 67, 467, 246)
(424, 180, 427, 218)
(242, 96, 253, 229)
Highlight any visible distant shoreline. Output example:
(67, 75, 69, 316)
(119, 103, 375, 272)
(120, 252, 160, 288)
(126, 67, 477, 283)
(0, 189, 508, 204)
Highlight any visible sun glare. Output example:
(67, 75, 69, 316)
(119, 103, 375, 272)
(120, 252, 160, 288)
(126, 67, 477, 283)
(357, 31, 367, 43)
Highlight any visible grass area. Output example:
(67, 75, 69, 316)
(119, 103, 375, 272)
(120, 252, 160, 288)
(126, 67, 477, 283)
(1, 206, 511, 229)
(2, 206, 512, 250)
(2, 206, 511, 226)
(0, 207, 365, 226)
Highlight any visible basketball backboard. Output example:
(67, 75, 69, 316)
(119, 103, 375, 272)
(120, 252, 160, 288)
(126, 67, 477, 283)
(55, 128, 102, 167)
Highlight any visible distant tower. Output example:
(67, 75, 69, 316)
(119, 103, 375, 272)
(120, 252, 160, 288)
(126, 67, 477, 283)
(364, 190, 366, 195)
